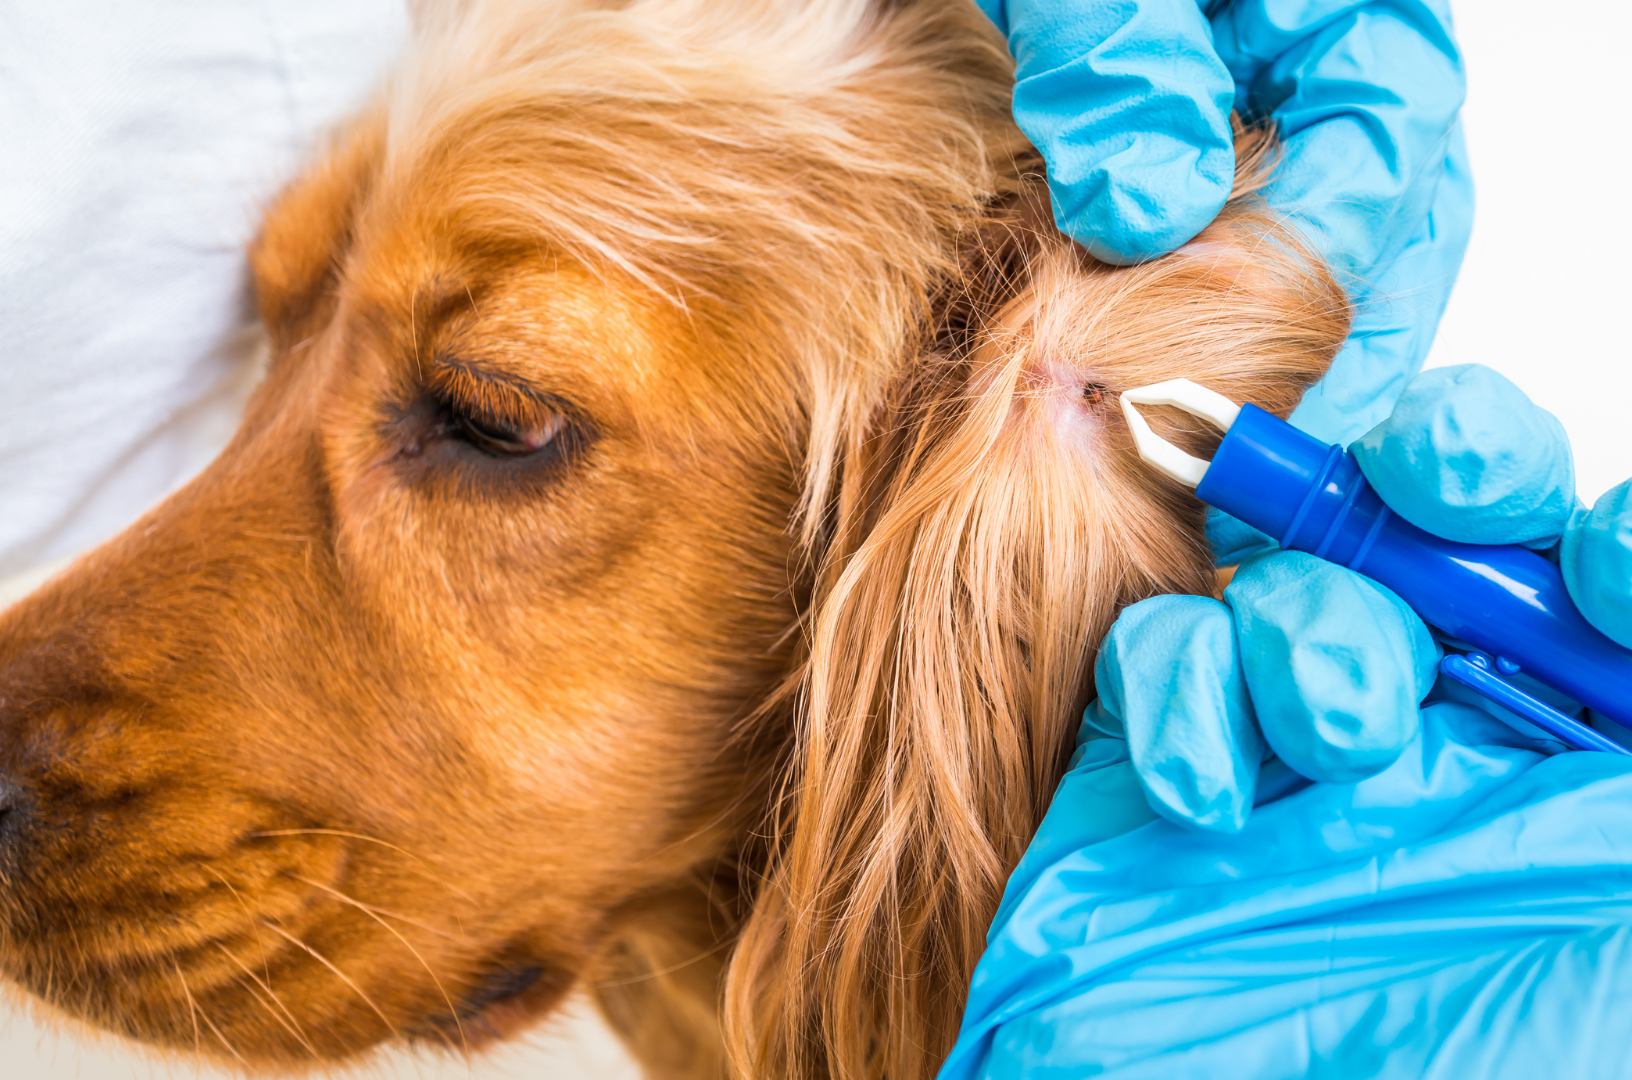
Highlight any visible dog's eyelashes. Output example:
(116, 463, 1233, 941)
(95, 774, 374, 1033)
(453, 409, 566, 457)
(417, 357, 580, 462)
(385, 391, 587, 482)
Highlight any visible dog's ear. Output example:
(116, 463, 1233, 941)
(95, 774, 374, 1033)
(725, 128, 1351, 1080)
(249, 109, 385, 348)
(724, 291, 1226, 1080)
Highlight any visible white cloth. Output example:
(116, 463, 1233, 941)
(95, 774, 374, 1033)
(0, 1, 406, 577)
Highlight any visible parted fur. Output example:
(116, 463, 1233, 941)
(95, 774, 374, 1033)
(0, 3, 1348, 1080)
(726, 145, 1348, 1079)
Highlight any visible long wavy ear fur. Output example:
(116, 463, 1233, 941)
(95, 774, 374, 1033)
(724, 123, 1352, 1080)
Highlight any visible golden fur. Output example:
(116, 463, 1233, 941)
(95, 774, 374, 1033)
(0, 2, 1348, 1079)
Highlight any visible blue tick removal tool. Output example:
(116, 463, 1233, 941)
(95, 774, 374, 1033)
(1120, 379, 1632, 756)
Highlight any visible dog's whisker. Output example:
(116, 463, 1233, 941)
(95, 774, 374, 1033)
(171, 960, 203, 1060)
(410, 283, 422, 380)
(212, 942, 319, 1058)
(295, 880, 471, 1059)
(590, 935, 736, 990)
(247, 830, 477, 904)
(195, 1003, 248, 1065)
(202, 865, 275, 988)
(291, 875, 474, 946)
(175, 961, 246, 1066)
(257, 919, 400, 1038)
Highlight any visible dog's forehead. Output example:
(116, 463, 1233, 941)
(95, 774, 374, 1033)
(326, 124, 809, 438)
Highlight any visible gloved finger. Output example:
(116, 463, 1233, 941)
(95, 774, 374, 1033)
(1351, 365, 1576, 546)
(943, 699, 1632, 1080)
(1094, 594, 1262, 833)
(984, 0, 1236, 264)
(1205, 505, 1276, 567)
(1226, 550, 1437, 783)
(1285, 124, 1474, 447)
(1210, 2, 1474, 451)
(1209, 0, 1467, 285)
(1563, 480, 1632, 649)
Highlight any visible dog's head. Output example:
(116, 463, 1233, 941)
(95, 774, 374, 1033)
(0, 2, 1347, 1078)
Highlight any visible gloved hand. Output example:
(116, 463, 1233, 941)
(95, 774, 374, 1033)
(976, 0, 1472, 446)
(939, 368, 1632, 1080)
(941, 699, 1632, 1080)
(1095, 364, 1632, 833)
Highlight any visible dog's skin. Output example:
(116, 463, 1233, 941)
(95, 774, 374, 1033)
(0, 3, 1349, 1078)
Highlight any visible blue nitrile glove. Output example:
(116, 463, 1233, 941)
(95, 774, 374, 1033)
(1564, 482, 1632, 650)
(1356, 364, 1632, 652)
(973, 0, 1238, 265)
(1098, 364, 1632, 833)
(940, 702, 1632, 1080)
(1355, 364, 1632, 655)
(976, 0, 1473, 451)
(939, 367, 1632, 1079)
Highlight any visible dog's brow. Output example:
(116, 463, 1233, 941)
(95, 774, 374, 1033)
(414, 280, 485, 335)
(427, 355, 560, 415)
(361, 277, 489, 372)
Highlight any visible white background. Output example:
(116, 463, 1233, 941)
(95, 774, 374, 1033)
(6, 0, 1632, 1077)
(1423, 2, 1632, 503)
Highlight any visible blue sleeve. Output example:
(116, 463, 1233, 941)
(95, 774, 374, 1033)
(1208, 0, 1474, 444)
(939, 704, 1632, 1079)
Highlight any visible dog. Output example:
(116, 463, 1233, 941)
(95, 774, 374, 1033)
(0, 2, 1349, 1078)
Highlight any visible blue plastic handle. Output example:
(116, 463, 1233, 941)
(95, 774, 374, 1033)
(1437, 652, 1631, 755)
(1197, 405, 1632, 743)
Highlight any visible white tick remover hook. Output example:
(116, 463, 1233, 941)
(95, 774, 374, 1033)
(1116, 377, 1632, 757)
(1117, 379, 1241, 487)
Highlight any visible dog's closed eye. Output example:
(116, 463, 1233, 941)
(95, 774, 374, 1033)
(383, 356, 591, 485)
(453, 408, 566, 457)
